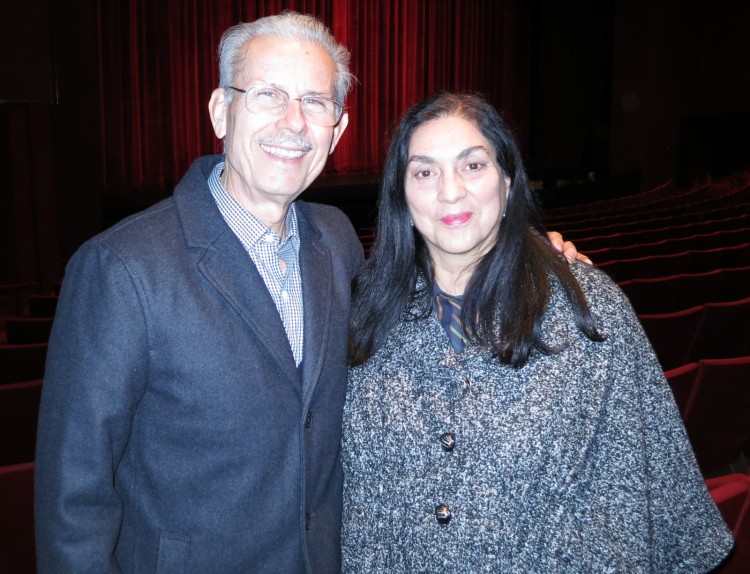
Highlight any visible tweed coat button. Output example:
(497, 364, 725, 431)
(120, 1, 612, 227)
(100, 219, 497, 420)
(435, 504, 452, 524)
(440, 432, 456, 451)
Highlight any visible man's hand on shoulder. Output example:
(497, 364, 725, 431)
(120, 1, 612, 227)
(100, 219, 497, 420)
(547, 230, 593, 266)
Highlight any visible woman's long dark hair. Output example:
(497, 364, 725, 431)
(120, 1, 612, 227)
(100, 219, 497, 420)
(349, 92, 603, 367)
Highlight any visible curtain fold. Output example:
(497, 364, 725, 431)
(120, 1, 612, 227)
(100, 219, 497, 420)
(97, 0, 527, 190)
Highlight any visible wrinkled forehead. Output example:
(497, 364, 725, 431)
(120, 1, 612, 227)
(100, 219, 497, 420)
(237, 35, 337, 95)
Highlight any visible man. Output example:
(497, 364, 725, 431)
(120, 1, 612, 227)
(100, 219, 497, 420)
(36, 13, 361, 574)
(36, 12, 580, 574)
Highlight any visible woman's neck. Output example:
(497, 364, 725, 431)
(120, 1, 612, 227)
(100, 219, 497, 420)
(432, 262, 473, 296)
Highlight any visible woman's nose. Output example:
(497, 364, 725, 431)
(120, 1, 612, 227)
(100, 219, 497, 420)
(438, 170, 466, 203)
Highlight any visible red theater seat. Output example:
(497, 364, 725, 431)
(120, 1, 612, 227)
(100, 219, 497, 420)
(707, 473, 750, 573)
(682, 357, 750, 475)
(640, 306, 704, 371)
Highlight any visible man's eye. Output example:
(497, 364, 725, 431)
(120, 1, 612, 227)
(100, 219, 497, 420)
(304, 97, 326, 109)
(257, 89, 282, 100)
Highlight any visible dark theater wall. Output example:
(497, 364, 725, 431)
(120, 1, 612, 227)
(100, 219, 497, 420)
(1, 0, 102, 287)
(527, 0, 615, 182)
(609, 0, 750, 189)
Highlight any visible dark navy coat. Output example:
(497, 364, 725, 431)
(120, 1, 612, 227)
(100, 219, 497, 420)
(35, 155, 364, 573)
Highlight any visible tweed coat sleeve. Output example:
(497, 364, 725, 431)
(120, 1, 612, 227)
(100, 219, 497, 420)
(547, 263, 734, 572)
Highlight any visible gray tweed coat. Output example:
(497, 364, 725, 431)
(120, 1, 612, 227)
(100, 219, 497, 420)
(341, 262, 733, 573)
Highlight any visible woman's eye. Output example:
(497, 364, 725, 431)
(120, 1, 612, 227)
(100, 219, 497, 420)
(414, 169, 433, 179)
(466, 161, 485, 171)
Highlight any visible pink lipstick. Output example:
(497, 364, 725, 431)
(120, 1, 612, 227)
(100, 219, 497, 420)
(440, 212, 472, 226)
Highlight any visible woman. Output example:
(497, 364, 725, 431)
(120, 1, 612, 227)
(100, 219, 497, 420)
(341, 92, 732, 572)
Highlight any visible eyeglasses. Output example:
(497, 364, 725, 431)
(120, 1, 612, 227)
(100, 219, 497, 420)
(228, 85, 344, 127)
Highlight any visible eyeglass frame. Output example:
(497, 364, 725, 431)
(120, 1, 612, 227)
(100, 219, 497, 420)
(227, 85, 345, 127)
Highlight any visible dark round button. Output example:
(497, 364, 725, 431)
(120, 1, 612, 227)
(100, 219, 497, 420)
(435, 504, 452, 524)
(440, 432, 456, 452)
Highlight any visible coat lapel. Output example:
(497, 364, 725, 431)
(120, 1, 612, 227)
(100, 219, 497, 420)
(297, 203, 333, 400)
(174, 156, 300, 390)
(197, 233, 299, 387)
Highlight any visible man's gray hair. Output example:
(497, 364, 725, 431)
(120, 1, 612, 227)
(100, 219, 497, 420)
(217, 11, 355, 105)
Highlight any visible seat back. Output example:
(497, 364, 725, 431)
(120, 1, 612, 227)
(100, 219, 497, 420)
(0, 343, 48, 384)
(687, 297, 750, 363)
(5, 317, 55, 344)
(683, 357, 750, 474)
(688, 242, 750, 274)
(0, 462, 36, 574)
(0, 379, 43, 465)
(598, 251, 691, 282)
(716, 266, 750, 302)
(640, 306, 704, 371)
(588, 227, 750, 264)
(707, 473, 750, 574)
(664, 362, 700, 417)
(27, 294, 58, 318)
(620, 269, 722, 314)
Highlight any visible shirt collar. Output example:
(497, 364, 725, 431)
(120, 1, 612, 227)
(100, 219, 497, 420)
(432, 281, 463, 303)
(208, 160, 299, 248)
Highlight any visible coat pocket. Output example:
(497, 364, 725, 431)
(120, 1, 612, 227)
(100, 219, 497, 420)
(156, 532, 190, 574)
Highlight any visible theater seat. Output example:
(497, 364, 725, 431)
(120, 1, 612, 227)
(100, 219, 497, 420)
(664, 362, 699, 417)
(683, 357, 750, 475)
(27, 294, 59, 318)
(0, 462, 36, 574)
(640, 305, 704, 371)
(5, 317, 55, 344)
(0, 379, 43, 465)
(687, 298, 750, 363)
(0, 343, 48, 384)
(707, 473, 750, 573)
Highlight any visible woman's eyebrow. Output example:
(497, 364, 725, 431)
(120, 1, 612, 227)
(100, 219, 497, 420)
(407, 154, 435, 164)
(408, 145, 488, 164)
(457, 145, 488, 160)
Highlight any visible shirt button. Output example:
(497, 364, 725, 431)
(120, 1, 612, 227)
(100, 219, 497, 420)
(440, 432, 456, 452)
(435, 504, 452, 525)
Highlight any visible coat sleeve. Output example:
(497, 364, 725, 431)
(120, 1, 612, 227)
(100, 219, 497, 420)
(35, 240, 150, 573)
(612, 289, 734, 572)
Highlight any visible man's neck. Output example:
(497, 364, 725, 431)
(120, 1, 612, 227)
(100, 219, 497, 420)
(221, 171, 292, 238)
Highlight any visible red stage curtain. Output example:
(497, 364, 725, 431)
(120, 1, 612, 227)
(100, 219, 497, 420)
(97, 0, 528, 190)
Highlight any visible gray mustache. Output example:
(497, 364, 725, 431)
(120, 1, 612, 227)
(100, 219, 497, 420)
(258, 133, 313, 152)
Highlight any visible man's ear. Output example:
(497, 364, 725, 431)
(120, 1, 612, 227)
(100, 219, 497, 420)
(328, 111, 349, 155)
(208, 88, 228, 139)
